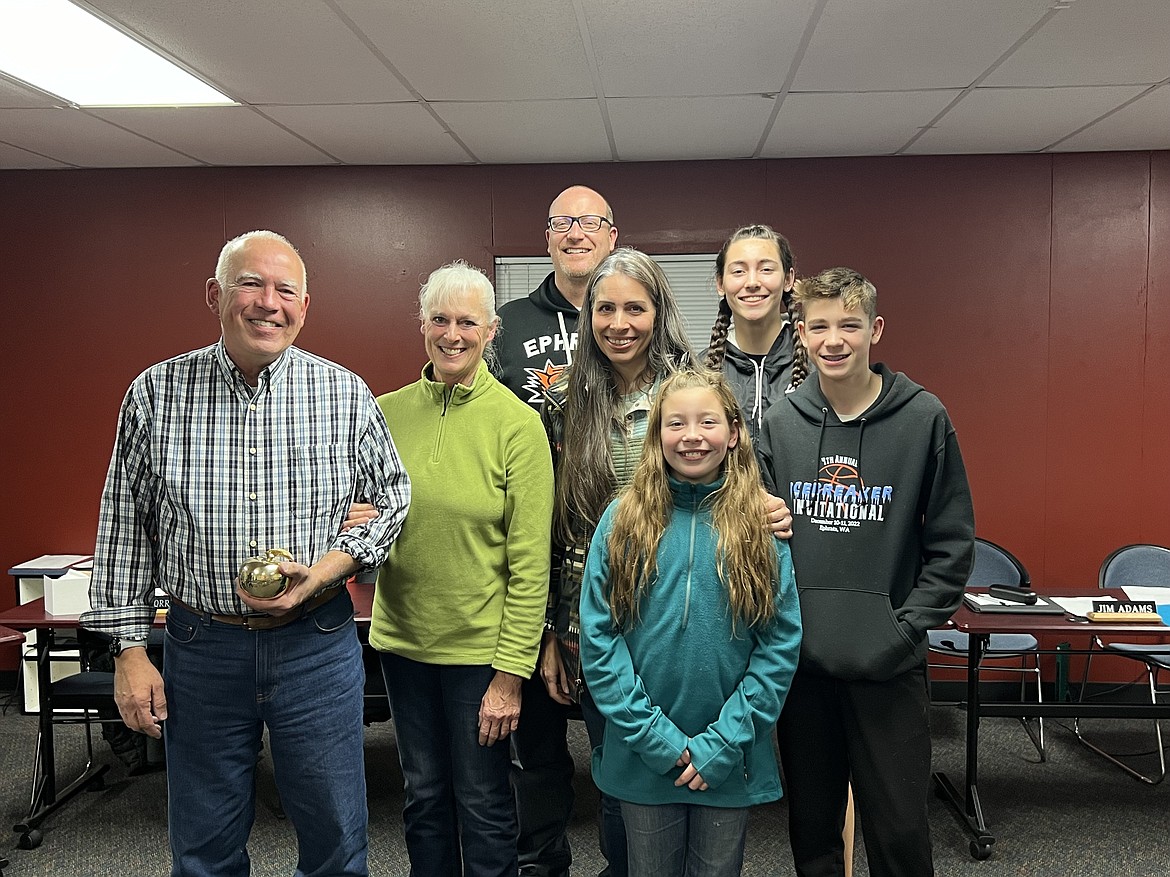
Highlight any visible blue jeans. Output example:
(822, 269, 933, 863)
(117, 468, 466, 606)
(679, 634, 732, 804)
(581, 690, 628, 877)
(620, 802, 749, 877)
(380, 654, 517, 877)
(163, 590, 368, 877)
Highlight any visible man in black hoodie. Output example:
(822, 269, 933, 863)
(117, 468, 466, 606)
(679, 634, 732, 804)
(759, 268, 974, 877)
(498, 186, 619, 877)
(495, 185, 617, 411)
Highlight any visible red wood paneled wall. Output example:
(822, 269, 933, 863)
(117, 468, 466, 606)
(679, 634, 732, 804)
(2, 154, 1168, 672)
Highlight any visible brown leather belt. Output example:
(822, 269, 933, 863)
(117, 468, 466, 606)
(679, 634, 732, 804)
(170, 587, 344, 631)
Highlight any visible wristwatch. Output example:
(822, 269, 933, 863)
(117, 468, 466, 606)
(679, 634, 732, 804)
(109, 635, 148, 657)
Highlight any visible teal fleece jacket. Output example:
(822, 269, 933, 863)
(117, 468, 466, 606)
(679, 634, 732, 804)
(580, 476, 802, 807)
(370, 361, 554, 678)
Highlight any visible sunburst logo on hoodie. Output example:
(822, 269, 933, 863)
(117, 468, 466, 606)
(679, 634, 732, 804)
(522, 359, 567, 404)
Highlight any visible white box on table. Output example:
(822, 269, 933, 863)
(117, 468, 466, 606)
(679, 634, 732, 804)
(44, 569, 93, 616)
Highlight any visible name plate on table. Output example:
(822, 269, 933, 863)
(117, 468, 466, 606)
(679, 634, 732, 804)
(1086, 600, 1164, 623)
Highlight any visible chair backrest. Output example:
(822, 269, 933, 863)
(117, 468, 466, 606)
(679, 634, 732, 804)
(1098, 544, 1170, 590)
(967, 537, 1029, 588)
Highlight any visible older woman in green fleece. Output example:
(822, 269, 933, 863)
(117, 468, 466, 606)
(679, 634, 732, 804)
(369, 260, 554, 877)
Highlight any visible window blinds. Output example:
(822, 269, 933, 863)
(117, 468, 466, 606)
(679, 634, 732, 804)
(494, 254, 719, 357)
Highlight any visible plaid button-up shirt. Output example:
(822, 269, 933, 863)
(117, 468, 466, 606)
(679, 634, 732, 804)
(82, 341, 410, 639)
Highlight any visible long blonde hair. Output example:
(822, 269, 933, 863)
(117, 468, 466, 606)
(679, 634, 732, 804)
(605, 369, 778, 630)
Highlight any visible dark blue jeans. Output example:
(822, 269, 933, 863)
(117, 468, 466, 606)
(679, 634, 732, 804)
(164, 591, 368, 877)
(620, 802, 749, 877)
(380, 654, 517, 877)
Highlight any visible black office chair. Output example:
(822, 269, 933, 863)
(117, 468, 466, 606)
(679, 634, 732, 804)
(928, 537, 1045, 759)
(18, 662, 118, 849)
(1074, 543, 1170, 784)
(17, 629, 164, 849)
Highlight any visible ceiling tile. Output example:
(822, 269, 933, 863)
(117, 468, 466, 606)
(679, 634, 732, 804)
(985, 0, 1170, 87)
(263, 103, 472, 165)
(1054, 85, 1170, 152)
(582, 0, 820, 97)
(435, 100, 611, 163)
(87, 0, 413, 103)
(0, 77, 64, 109)
(335, 0, 594, 101)
(761, 91, 961, 157)
(609, 96, 773, 161)
(0, 108, 197, 166)
(89, 106, 336, 166)
(793, 0, 1051, 91)
(0, 140, 73, 169)
(0, 0, 1167, 166)
(906, 85, 1150, 154)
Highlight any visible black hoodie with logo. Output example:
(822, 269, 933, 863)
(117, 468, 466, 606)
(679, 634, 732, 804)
(758, 364, 975, 682)
(493, 273, 578, 411)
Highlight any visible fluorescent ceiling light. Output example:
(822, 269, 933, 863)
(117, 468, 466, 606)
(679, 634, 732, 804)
(0, 0, 235, 106)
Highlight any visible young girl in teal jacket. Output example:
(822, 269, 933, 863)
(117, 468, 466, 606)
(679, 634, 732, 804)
(580, 369, 802, 876)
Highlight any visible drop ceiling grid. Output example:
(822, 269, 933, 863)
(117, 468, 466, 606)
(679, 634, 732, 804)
(905, 85, 1154, 155)
(760, 90, 961, 157)
(0, 107, 197, 166)
(335, 0, 596, 102)
(88, 106, 337, 166)
(433, 99, 612, 164)
(86, 0, 415, 104)
(261, 103, 473, 165)
(790, 0, 1056, 92)
(581, 0, 821, 98)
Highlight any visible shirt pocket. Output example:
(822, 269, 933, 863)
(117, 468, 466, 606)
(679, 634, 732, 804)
(291, 443, 354, 521)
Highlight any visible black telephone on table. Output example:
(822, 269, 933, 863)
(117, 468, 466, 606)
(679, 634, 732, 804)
(987, 584, 1038, 605)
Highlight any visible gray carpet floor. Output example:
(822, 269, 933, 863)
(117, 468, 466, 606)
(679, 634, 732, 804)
(1, 692, 1168, 876)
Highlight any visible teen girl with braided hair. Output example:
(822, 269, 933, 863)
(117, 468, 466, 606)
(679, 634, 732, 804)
(579, 368, 801, 876)
(704, 224, 808, 444)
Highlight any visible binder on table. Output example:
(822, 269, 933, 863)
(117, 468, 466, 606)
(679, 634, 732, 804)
(962, 592, 1065, 614)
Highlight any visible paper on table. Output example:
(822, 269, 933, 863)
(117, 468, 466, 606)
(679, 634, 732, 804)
(1122, 586, 1170, 604)
(1050, 596, 1116, 615)
(965, 593, 1026, 608)
(8, 554, 94, 576)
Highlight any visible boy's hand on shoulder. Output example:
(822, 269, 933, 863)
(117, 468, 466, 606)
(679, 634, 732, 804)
(762, 489, 793, 540)
(674, 748, 709, 791)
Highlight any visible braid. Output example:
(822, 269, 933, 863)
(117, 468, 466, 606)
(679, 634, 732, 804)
(787, 291, 809, 389)
(704, 297, 732, 370)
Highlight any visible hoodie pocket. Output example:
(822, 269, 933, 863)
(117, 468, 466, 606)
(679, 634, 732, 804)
(796, 587, 918, 682)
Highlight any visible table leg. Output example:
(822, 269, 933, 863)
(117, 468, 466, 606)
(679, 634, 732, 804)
(932, 631, 997, 860)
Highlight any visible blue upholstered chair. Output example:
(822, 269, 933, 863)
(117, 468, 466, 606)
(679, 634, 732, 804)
(929, 537, 1045, 759)
(1075, 543, 1170, 784)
